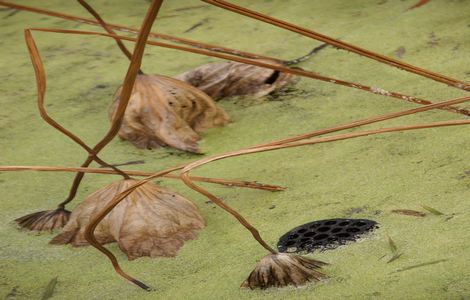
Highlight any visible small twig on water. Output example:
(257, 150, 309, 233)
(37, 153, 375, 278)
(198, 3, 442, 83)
(421, 204, 444, 216)
(386, 234, 403, 264)
(392, 259, 447, 273)
(41, 277, 58, 300)
(391, 209, 426, 217)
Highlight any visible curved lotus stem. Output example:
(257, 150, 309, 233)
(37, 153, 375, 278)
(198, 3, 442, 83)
(0, 0, 276, 61)
(180, 173, 277, 253)
(76, 0, 145, 76)
(80, 0, 165, 290)
(26, 28, 470, 117)
(203, 0, 470, 91)
(21, 0, 166, 212)
(77, 0, 133, 60)
(84, 166, 179, 290)
(24, 29, 129, 179)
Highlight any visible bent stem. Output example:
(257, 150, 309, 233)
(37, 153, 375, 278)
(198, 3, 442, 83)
(24, 29, 129, 178)
(26, 27, 470, 116)
(23, 29, 131, 214)
(78, 0, 325, 70)
(0, 165, 285, 191)
(0, 0, 278, 61)
(80, 0, 164, 290)
(76, 0, 143, 75)
(180, 174, 277, 253)
(203, 0, 470, 91)
(84, 166, 180, 291)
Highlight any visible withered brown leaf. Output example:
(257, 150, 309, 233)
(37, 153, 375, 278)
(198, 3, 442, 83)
(109, 74, 229, 153)
(241, 253, 327, 289)
(51, 179, 205, 260)
(175, 60, 297, 100)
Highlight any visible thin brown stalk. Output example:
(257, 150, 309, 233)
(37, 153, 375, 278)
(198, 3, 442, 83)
(81, 0, 165, 291)
(0, 165, 285, 191)
(408, 0, 431, 10)
(253, 94, 470, 148)
(77, 0, 132, 60)
(76, 0, 144, 75)
(180, 119, 470, 174)
(203, 0, 470, 91)
(27, 27, 470, 116)
(78, 0, 323, 71)
(0, 0, 276, 61)
(24, 29, 130, 180)
(85, 166, 180, 289)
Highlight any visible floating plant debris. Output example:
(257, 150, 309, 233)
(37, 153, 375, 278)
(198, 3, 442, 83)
(391, 209, 426, 217)
(110, 74, 229, 153)
(241, 253, 327, 289)
(51, 179, 205, 260)
(175, 60, 297, 100)
(277, 218, 378, 253)
(421, 204, 444, 215)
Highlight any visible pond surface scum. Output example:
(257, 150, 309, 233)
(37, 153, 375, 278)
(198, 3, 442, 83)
(0, 0, 469, 299)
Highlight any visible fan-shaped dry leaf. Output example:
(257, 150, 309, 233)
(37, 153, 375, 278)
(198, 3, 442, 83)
(175, 60, 297, 100)
(51, 179, 205, 260)
(241, 253, 327, 289)
(15, 208, 71, 232)
(109, 74, 229, 153)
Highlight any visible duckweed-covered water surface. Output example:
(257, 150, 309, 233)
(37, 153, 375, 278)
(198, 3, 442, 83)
(0, 0, 469, 299)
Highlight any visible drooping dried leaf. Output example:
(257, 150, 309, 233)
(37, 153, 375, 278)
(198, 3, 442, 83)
(175, 60, 297, 100)
(15, 208, 71, 232)
(51, 179, 205, 260)
(241, 253, 327, 289)
(109, 74, 229, 153)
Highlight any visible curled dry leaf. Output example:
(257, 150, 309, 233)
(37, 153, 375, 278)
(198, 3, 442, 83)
(241, 253, 327, 289)
(51, 179, 205, 260)
(109, 74, 229, 153)
(175, 60, 297, 100)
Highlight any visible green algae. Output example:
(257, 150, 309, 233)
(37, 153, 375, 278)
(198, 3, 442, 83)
(0, 0, 469, 299)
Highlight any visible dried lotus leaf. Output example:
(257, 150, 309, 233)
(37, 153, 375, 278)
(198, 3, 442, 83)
(175, 60, 297, 100)
(241, 253, 327, 289)
(109, 74, 229, 153)
(51, 179, 205, 260)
